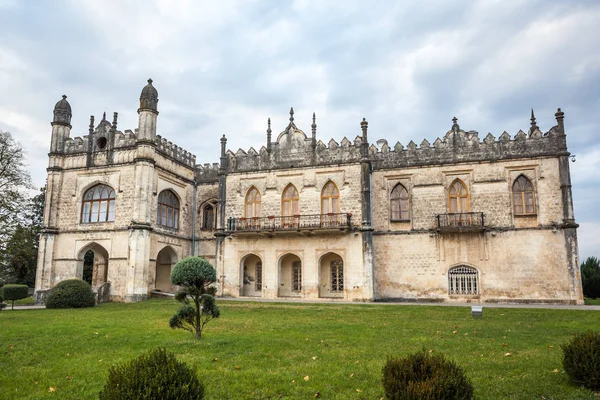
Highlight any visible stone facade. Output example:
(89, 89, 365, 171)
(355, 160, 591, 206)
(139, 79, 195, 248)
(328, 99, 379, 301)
(35, 82, 583, 304)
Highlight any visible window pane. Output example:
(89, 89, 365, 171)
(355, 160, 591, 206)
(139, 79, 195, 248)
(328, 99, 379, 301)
(108, 200, 115, 221)
(460, 197, 467, 212)
(449, 198, 458, 213)
(99, 201, 108, 221)
(91, 202, 99, 222)
(82, 203, 90, 223)
(322, 198, 329, 214)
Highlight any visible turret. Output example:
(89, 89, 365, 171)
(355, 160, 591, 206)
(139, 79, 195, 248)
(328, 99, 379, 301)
(50, 95, 72, 153)
(137, 78, 158, 141)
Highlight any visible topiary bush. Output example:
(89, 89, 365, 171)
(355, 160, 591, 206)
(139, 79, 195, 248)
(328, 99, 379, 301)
(169, 257, 220, 339)
(99, 347, 205, 400)
(45, 279, 96, 309)
(2, 284, 29, 310)
(562, 331, 600, 391)
(382, 349, 474, 400)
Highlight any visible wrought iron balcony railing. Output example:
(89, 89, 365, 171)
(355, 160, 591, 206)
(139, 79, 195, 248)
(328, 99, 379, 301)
(227, 213, 352, 233)
(436, 212, 485, 232)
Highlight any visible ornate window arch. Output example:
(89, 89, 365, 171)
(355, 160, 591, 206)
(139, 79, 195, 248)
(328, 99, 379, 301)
(245, 187, 261, 218)
(282, 184, 299, 217)
(512, 175, 536, 215)
(81, 184, 116, 223)
(448, 265, 479, 295)
(448, 179, 469, 213)
(390, 183, 409, 221)
(321, 181, 340, 214)
(157, 190, 180, 229)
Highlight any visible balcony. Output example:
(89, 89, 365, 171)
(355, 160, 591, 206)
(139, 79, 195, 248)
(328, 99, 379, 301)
(227, 213, 352, 235)
(436, 212, 485, 232)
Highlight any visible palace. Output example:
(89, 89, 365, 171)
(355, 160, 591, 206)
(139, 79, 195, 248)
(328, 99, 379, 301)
(34, 80, 584, 304)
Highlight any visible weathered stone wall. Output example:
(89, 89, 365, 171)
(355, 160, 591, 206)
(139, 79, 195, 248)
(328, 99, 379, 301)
(371, 157, 565, 232)
(373, 229, 577, 303)
(221, 233, 369, 300)
(224, 164, 363, 224)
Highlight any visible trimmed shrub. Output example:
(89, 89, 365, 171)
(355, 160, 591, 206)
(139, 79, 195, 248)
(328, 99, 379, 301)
(0, 293, 4, 311)
(562, 331, 600, 391)
(170, 256, 216, 288)
(2, 284, 29, 310)
(382, 349, 474, 400)
(99, 347, 205, 400)
(45, 279, 96, 309)
(581, 257, 600, 299)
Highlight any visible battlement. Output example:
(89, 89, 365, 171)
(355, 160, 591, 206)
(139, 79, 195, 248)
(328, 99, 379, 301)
(195, 163, 220, 182)
(224, 111, 567, 174)
(370, 124, 566, 170)
(155, 134, 196, 168)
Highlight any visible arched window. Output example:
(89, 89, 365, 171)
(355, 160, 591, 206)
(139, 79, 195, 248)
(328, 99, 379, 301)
(282, 184, 299, 216)
(81, 184, 116, 223)
(321, 181, 340, 214)
(245, 187, 261, 218)
(448, 179, 469, 213)
(331, 260, 344, 292)
(513, 175, 535, 215)
(448, 266, 479, 295)
(202, 201, 217, 229)
(157, 190, 179, 229)
(390, 184, 409, 221)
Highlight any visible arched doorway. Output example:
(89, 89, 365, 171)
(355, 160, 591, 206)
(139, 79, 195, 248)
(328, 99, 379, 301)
(77, 243, 109, 288)
(240, 254, 263, 297)
(278, 253, 302, 297)
(318, 252, 344, 298)
(155, 246, 178, 293)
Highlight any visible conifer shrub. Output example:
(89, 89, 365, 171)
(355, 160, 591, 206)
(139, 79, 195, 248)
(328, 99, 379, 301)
(382, 349, 474, 400)
(45, 279, 96, 309)
(561, 331, 600, 391)
(2, 284, 29, 310)
(99, 347, 205, 400)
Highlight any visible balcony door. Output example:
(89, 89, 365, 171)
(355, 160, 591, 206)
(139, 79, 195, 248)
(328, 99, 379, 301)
(282, 184, 299, 228)
(321, 181, 340, 227)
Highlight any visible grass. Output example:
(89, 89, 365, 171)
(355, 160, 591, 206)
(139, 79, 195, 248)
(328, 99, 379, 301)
(1, 299, 598, 399)
(584, 297, 600, 305)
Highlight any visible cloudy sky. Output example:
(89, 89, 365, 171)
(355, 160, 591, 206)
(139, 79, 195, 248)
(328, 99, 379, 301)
(0, 0, 598, 260)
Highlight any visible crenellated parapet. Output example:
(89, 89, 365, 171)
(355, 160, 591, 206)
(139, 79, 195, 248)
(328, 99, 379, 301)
(370, 122, 566, 170)
(155, 134, 196, 168)
(195, 163, 220, 182)
(222, 109, 568, 174)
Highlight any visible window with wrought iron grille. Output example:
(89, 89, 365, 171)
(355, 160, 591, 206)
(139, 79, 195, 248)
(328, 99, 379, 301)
(448, 266, 479, 295)
(292, 261, 302, 292)
(512, 175, 536, 215)
(390, 183, 410, 221)
(202, 202, 216, 229)
(330, 260, 343, 291)
(157, 190, 179, 229)
(81, 184, 116, 223)
(255, 263, 262, 291)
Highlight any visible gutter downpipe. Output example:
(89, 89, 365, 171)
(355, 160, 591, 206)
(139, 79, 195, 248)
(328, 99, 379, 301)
(191, 177, 197, 256)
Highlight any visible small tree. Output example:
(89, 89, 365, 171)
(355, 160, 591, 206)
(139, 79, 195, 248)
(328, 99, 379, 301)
(2, 284, 29, 310)
(581, 257, 600, 299)
(169, 257, 220, 339)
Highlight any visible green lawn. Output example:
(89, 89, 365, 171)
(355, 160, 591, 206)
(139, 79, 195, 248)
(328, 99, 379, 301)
(1, 300, 598, 399)
(585, 297, 600, 305)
